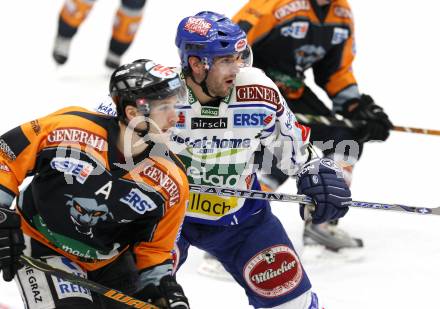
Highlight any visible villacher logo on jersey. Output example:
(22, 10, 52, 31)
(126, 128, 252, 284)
(191, 117, 228, 130)
(244, 245, 303, 298)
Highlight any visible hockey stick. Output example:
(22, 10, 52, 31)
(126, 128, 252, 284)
(18, 255, 159, 309)
(189, 184, 440, 216)
(295, 113, 440, 136)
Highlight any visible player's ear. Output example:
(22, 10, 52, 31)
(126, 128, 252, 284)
(188, 56, 204, 75)
(124, 105, 139, 121)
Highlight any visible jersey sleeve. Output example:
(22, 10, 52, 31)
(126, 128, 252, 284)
(232, 0, 277, 44)
(250, 69, 314, 175)
(312, 4, 361, 111)
(0, 118, 49, 206)
(0, 106, 107, 207)
(133, 159, 188, 272)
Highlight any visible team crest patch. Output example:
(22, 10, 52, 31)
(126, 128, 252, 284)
(235, 39, 247, 52)
(243, 245, 303, 298)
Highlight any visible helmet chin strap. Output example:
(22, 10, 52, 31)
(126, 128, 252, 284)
(134, 123, 150, 138)
(122, 115, 150, 139)
(190, 68, 223, 100)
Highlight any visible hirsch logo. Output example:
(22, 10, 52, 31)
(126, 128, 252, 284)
(243, 245, 303, 298)
(46, 128, 107, 151)
(184, 17, 212, 36)
(274, 0, 310, 20)
(142, 165, 180, 207)
(191, 117, 227, 129)
(236, 85, 280, 106)
(120, 188, 158, 214)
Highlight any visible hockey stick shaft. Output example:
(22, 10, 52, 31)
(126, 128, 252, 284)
(295, 113, 440, 136)
(392, 125, 440, 136)
(18, 255, 159, 309)
(189, 184, 440, 216)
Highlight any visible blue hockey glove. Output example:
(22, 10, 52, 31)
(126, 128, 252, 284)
(0, 207, 25, 281)
(296, 158, 351, 224)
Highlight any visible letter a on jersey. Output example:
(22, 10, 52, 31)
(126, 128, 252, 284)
(95, 181, 112, 200)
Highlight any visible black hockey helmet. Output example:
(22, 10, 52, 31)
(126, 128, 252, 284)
(109, 59, 186, 121)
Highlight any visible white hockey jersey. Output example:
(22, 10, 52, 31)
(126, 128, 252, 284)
(170, 67, 312, 226)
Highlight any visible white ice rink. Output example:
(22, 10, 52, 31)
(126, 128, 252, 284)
(1, 0, 440, 308)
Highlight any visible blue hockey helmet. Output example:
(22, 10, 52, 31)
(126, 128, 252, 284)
(175, 11, 251, 71)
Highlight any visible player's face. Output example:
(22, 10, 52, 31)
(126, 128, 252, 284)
(205, 54, 241, 97)
(148, 96, 179, 136)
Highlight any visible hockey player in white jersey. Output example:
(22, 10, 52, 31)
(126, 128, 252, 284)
(170, 11, 352, 308)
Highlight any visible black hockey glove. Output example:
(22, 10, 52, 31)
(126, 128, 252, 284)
(134, 275, 190, 309)
(297, 158, 351, 224)
(0, 207, 25, 281)
(341, 94, 393, 143)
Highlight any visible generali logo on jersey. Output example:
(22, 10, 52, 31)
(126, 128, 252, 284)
(46, 128, 106, 151)
(142, 165, 180, 207)
(236, 85, 280, 106)
(274, 0, 310, 20)
(243, 245, 303, 298)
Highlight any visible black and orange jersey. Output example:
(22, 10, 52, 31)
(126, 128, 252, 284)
(0, 106, 188, 272)
(233, 0, 361, 111)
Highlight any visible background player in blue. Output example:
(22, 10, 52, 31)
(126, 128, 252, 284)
(169, 11, 351, 308)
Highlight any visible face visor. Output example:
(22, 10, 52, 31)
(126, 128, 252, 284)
(134, 77, 187, 116)
(210, 45, 254, 76)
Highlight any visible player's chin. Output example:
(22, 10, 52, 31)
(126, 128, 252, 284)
(222, 81, 234, 94)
